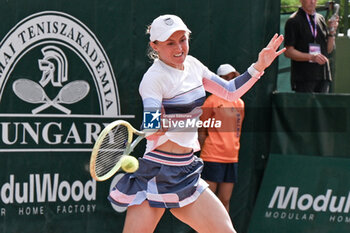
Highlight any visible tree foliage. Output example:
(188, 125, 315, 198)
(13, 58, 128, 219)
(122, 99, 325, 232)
(281, 0, 330, 13)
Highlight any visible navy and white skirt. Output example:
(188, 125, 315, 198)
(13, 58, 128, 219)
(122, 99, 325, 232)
(108, 149, 208, 208)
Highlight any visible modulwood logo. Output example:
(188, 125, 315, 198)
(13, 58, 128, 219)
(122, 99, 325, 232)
(264, 186, 350, 224)
(269, 186, 350, 213)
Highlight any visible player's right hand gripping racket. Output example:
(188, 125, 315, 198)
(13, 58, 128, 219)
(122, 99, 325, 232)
(90, 120, 146, 181)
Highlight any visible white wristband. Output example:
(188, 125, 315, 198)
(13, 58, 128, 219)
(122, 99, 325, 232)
(248, 63, 264, 79)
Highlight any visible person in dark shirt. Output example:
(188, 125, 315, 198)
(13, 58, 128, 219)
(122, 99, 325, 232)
(284, 0, 338, 93)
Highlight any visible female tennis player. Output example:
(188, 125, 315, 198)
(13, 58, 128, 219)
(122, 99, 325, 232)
(108, 14, 285, 233)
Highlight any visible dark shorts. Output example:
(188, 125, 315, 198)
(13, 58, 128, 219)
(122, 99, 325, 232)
(201, 161, 238, 183)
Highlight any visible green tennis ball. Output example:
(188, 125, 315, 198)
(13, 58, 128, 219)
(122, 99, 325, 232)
(121, 155, 139, 173)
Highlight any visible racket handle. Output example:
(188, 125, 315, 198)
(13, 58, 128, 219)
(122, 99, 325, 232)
(32, 103, 51, 114)
(32, 102, 71, 114)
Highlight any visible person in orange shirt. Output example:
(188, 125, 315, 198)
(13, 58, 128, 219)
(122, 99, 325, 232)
(199, 64, 244, 212)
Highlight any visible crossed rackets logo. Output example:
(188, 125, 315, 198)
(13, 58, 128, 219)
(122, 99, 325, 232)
(12, 46, 90, 114)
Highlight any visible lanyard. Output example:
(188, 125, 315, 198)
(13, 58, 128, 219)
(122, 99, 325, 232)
(306, 13, 317, 39)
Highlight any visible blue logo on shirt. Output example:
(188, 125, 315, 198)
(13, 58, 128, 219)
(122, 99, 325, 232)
(143, 110, 161, 129)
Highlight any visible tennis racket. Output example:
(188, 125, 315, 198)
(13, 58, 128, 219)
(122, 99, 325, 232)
(31, 80, 90, 114)
(90, 120, 146, 181)
(12, 79, 71, 114)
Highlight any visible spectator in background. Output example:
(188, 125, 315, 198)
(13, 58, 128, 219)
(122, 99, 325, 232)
(199, 64, 245, 212)
(284, 0, 338, 93)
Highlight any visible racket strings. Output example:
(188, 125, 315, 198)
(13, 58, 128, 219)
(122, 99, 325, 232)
(94, 125, 129, 177)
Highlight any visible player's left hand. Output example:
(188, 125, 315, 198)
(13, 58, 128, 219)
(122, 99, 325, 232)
(254, 34, 286, 72)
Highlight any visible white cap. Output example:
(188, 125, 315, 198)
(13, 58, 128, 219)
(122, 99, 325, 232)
(217, 64, 236, 76)
(149, 15, 191, 42)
